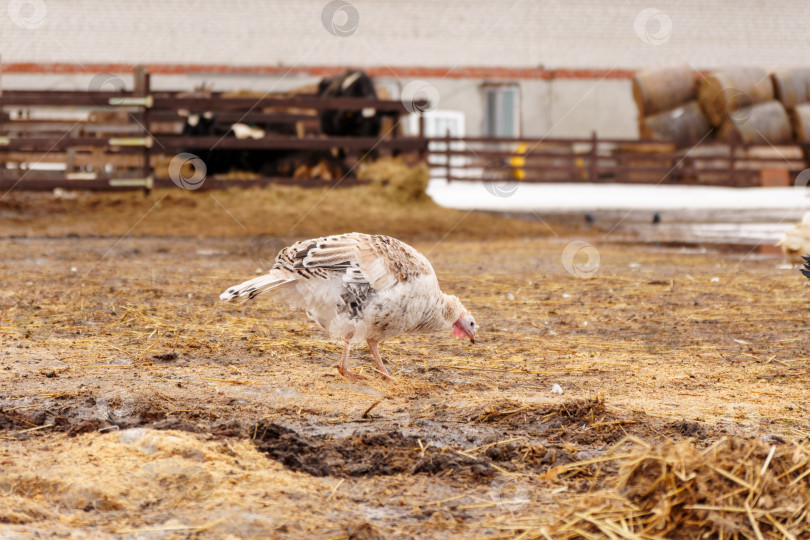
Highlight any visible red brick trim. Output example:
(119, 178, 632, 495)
(3, 63, 635, 80)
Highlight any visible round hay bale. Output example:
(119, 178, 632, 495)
(773, 68, 810, 109)
(716, 100, 791, 144)
(790, 103, 810, 142)
(698, 68, 774, 127)
(632, 64, 699, 116)
(639, 101, 712, 142)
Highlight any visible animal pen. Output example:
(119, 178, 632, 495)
(1, 67, 809, 192)
(0, 68, 428, 192)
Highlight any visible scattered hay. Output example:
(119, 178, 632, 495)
(2, 226, 810, 536)
(357, 156, 430, 203)
(553, 437, 810, 538)
(469, 396, 643, 445)
(346, 521, 384, 540)
(0, 496, 54, 524)
(0, 183, 559, 239)
(470, 396, 608, 425)
(0, 428, 337, 536)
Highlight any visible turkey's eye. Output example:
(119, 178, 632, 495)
(470, 322, 475, 327)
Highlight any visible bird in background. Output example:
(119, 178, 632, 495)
(778, 211, 810, 264)
(220, 233, 476, 381)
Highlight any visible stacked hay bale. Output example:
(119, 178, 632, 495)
(772, 68, 810, 142)
(634, 64, 711, 141)
(698, 68, 791, 144)
(629, 65, 704, 180)
(628, 66, 806, 185)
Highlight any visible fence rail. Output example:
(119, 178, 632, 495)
(0, 68, 429, 192)
(426, 133, 809, 187)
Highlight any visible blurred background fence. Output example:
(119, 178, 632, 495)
(2, 67, 808, 192)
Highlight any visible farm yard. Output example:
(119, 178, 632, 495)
(4, 1, 810, 538)
(1, 186, 809, 538)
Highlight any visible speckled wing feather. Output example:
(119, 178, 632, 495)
(287, 232, 434, 290)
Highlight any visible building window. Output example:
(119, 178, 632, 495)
(484, 84, 520, 137)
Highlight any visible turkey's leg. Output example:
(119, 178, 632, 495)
(367, 339, 394, 380)
(334, 337, 365, 381)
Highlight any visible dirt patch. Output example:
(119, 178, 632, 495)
(467, 396, 711, 446)
(252, 422, 496, 481)
(0, 395, 168, 440)
(0, 409, 37, 430)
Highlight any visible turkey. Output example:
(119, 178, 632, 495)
(220, 233, 476, 381)
(778, 211, 810, 264)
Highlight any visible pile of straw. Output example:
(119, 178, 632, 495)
(554, 437, 810, 538)
(356, 156, 430, 203)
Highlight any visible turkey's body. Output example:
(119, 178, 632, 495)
(779, 211, 810, 264)
(220, 233, 474, 380)
(313, 274, 444, 342)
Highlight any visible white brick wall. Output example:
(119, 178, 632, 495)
(1, 0, 809, 70)
(2, 0, 806, 139)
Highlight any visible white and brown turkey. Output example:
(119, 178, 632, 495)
(220, 233, 476, 380)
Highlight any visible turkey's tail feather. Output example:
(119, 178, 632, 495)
(220, 271, 295, 302)
(801, 256, 810, 279)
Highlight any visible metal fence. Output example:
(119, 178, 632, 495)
(2, 69, 807, 192)
(0, 69, 428, 192)
(426, 132, 809, 187)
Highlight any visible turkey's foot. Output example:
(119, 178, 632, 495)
(333, 364, 366, 381)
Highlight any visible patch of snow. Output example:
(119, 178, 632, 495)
(427, 181, 810, 212)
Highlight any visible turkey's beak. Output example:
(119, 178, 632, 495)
(453, 319, 475, 344)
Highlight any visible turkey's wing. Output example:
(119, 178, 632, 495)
(280, 233, 433, 291)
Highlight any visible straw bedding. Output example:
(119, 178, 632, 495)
(553, 437, 810, 539)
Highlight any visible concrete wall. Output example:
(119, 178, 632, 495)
(377, 76, 638, 139)
(545, 79, 637, 139)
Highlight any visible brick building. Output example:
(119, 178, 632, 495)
(2, 0, 808, 138)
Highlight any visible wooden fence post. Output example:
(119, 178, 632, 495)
(133, 66, 152, 195)
(445, 129, 451, 183)
(728, 130, 736, 186)
(418, 111, 426, 162)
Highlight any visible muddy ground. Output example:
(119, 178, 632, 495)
(1, 187, 809, 539)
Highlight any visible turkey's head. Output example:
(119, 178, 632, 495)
(442, 294, 476, 343)
(452, 310, 476, 343)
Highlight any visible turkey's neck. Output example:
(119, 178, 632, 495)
(420, 293, 456, 332)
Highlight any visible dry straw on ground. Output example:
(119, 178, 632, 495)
(2, 181, 810, 537)
(554, 437, 810, 539)
(357, 155, 431, 203)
